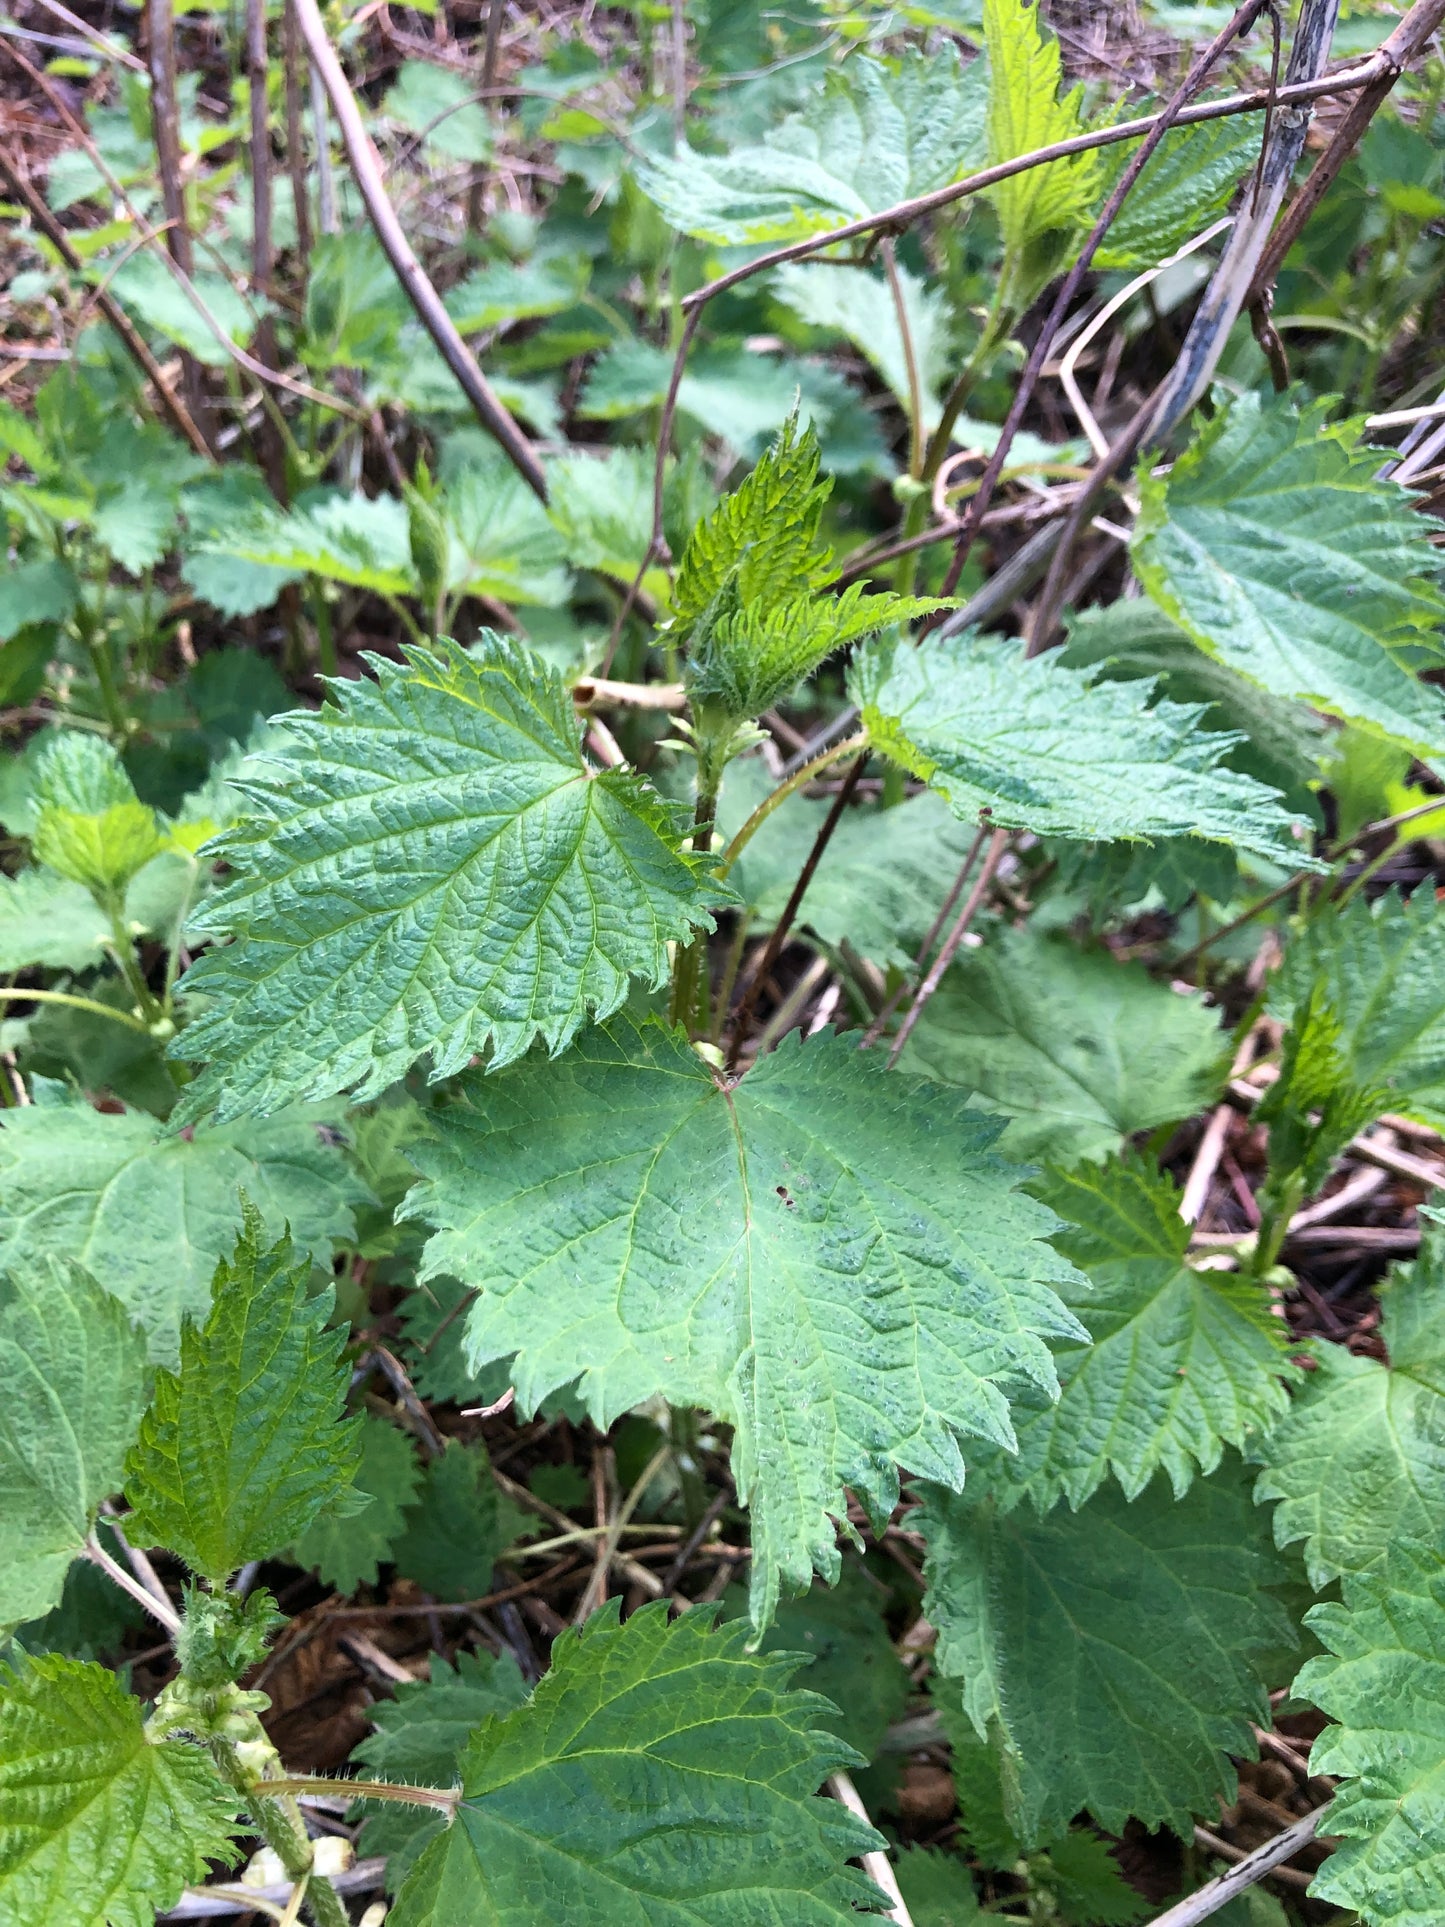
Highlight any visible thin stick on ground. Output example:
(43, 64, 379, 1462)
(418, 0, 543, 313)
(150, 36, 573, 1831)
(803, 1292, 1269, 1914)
(826, 1771, 914, 1926)
(1143, 1805, 1329, 1927)
(887, 828, 1010, 1069)
(288, 0, 547, 498)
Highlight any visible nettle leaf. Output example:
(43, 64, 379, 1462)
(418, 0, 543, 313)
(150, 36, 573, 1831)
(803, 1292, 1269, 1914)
(772, 260, 953, 426)
(1256, 985, 1390, 1197)
(388, 1602, 883, 1926)
(29, 732, 163, 904)
(0, 1263, 149, 1629)
(1265, 889, 1445, 1132)
(441, 459, 571, 607)
(899, 926, 1226, 1164)
(546, 447, 664, 593)
(983, 0, 1101, 302)
(1296, 1534, 1445, 1927)
(124, 1208, 360, 1582)
(0, 557, 77, 642)
(352, 1647, 530, 1892)
(676, 419, 937, 716)
(172, 638, 718, 1121)
(292, 1414, 422, 1594)
(895, 1847, 983, 1924)
(0, 1654, 241, 1927)
(0, 1093, 365, 1361)
(1255, 1229, 1445, 1586)
(445, 257, 588, 333)
(920, 1467, 1291, 1842)
(1093, 116, 1260, 271)
(403, 1017, 1085, 1624)
(722, 1559, 910, 1759)
(1041, 1830, 1149, 1925)
(391, 1440, 521, 1603)
(853, 632, 1307, 859)
(194, 490, 413, 597)
(638, 46, 988, 244)
(1133, 391, 1445, 754)
(987, 1159, 1295, 1510)
(382, 59, 492, 163)
(718, 759, 981, 970)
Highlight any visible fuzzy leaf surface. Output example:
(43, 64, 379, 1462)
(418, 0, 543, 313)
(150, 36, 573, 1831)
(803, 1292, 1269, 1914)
(124, 1211, 360, 1581)
(1133, 392, 1445, 753)
(388, 1602, 884, 1926)
(1255, 1230, 1445, 1586)
(173, 638, 717, 1120)
(1296, 1535, 1445, 1927)
(0, 1265, 148, 1628)
(1093, 117, 1260, 270)
(899, 927, 1226, 1163)
(638, 48, 987, 244)
(853, 633, 1306, 858)
(1266, 888, 1445, 1131)
(0, 1654, 240, 1927)
(403, 1018, 1085, 1624)
(352, 1648, 529, 1891)
(0, 1093, 365, 1361)
(920, 1470, 1290, 1841)
(980, 1160, 1294, 1509)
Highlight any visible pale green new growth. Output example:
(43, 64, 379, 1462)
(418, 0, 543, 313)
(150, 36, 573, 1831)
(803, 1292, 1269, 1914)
(124, 1209, 360, 1582)
(389, 1602, 885, 1926)
(29, 733, 164, 906)
(853, 632, 1307, 858)
(1266, 889, 1445, 1131)
(0, 1092, 366, 1361)
(0, 1264, 148, 1629)
(0, 1654, 240, 1927)
(172, 637, 719, 1121)
(899, 927, 1227, 1163)
(1255, 1229, 1445, 1586)
(920, 1469, 1291, 1841)
(989, 1159, 1294, 1509)
(983, 0, 1101, 305)
(638, 48, 988, 245)
(403, 1018, 1085, 1624)
(1296, 1535, 1445, 1927)
(1093, 118, 1260, 271)
(292, 1415, 422, 1595)
(675, 418, 939, 718)
(1134, 392, 1445, 753)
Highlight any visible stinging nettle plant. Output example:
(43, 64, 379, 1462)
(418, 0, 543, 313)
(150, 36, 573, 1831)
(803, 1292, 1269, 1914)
(5, 0, 1445, 1923)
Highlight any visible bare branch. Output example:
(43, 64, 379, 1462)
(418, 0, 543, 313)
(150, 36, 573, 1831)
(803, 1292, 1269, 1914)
(1144, 1805, 1329, 1926)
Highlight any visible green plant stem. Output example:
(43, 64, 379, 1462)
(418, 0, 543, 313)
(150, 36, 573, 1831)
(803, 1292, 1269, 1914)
(74, 596, 130, 740)
(0, 986, 153, 1033)
(715, 733, 869, 880)
(307, 577, 338, 677)
(881, 237, 926, 481)
(105, 903, 166, 1027)
(212, 1725, 350, 1927)
(923, 294, 1016, 485)
(669, 1404, 710, 1534)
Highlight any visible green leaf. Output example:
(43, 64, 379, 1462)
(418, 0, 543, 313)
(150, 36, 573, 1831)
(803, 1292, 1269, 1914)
(396, 1278, 512, 1407)
(291, 1415, 422, 1594)
(352, 1647, 529, 1890)
(983, 0, 1101, 304)
(722, 1559, 910, 1759)
(0, 1264, 148, 1629)
(302, 231, 410, 372)
(920, 1467, 1291, 1841)
(388, 1601, 883, 1926)
(718, 760, 981, 970)
(106, 253, 259, 368)
(1265, 888, 1445, 1132)
(1041, 1831, 1149, 1925)
(10, 1531, 144, 1663)
(1255, 1229, 1445, 1587)
(0, 1653, 241, 1927)
(638, 47, 988, 244)
(194, 490, 414, 596)
(1294, 1534, 1445, 1927)
(975, 1158, 1294, 1510)
(445, 257, 587, 333)
(391, 1440, 520, 1603)
(171, 638, 718, 1121)
(403, 1016, 1084, 1625)
(1133, 392, 1445, 754)
(895, 1847, 984, 1925)
(853, 632, 1308, 859)
(899, 926, 1226, 1164)
(1093, 117, 1260, 271)
(0, 558, 77, 643)
(772, 260, 952, 425)
(29, 732, 163, 904)
(0, 1093, 366, 1361)
(441, 458, 571, 607)
(382, 60, 492, 162)
(545, 447, 667, 596)
(124, 1208, 360, 1582)
(1255, 984, 1390, 1196)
